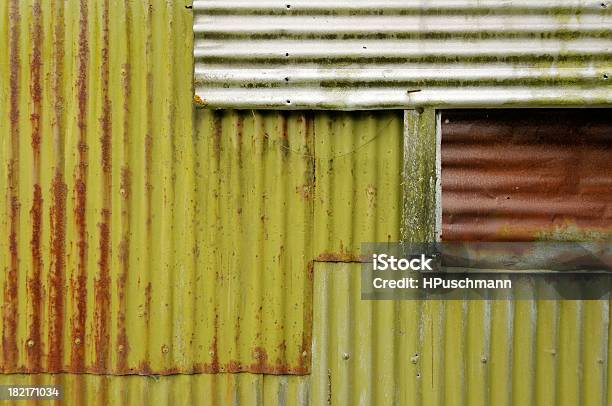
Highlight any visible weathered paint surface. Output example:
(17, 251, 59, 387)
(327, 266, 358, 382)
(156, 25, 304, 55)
(0, 0, 196, 374)
(442, 109, 612, 241)
(312, 262, 611, 406)
(313, 111, 404, 259)
(0, 373, 309, 406)
(193, 110, 314, 374)
(0, 1, 314, 376)
(193, 0, 612, 109)
(310, 108, 612, 406)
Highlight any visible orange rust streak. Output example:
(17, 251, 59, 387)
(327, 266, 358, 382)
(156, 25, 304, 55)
(115, 0, 132, 374)
(27, 0, 44, 372)
(315, 252, 364, 263)
(116, 167, 130, 372)
(47, 0, 66, 372)
(93, 0, 112, 373)
(3, 0, 21, 372)
(70, 0, 89, 371)
(48, 174, 67, 372)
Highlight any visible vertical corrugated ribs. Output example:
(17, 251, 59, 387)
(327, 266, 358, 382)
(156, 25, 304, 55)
(27, 0, 44, 371)
(70, 0, 89, 371)
(94, 0, 112, 372)
(2, 0, 21, 372)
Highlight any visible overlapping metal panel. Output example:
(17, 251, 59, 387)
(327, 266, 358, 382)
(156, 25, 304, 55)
(313, 262, 611, 406)
(0, 1, 313, 376)
(313, 111, 404, 260)
(193, 109, 314, 374)
(442, 109, 612, 241)
(193, 0, 612, 109)
(0, 373, 309, 405)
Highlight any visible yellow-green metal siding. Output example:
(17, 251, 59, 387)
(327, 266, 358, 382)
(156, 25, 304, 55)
(313, 111, 404, 260)
(313, 263, 611, 406)
(0, 1, 313, 376)
(0, 373, 310, 405)
(2, 1, 612, 405)
(193, 110, 314, 374)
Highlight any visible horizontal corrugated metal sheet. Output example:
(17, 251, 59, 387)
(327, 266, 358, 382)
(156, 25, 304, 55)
(313, 262, 611, 406)
(0, 373, 309, 405)
(193, 0, 612, 109)
(0, 1, 312, 375)
(442, 109, 612, 241)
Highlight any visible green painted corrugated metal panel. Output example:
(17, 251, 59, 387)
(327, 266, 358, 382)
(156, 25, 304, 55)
(313, 262, 611, 406)
(0, 0, 312, 376)
(0, 373, 309, 405)
(193, 109, 314, 374)
(313, 111, 403, 260)
(0, 0, 197, 374)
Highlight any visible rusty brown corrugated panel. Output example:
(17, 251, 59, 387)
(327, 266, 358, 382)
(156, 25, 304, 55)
(442, 109, 612, 241)
(0, 373, 310, 405)
(0, 1, 312, 375)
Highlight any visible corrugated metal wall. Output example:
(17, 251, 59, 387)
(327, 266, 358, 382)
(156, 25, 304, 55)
(442, 109, 612, 241)
(0, 0, 199, 375)
(3, 0, 612, 404)
(313, 263, 611, 406)
(0, 0, 314, 377)
(0, 373, 310, 405)
(193, 0, 612, 109)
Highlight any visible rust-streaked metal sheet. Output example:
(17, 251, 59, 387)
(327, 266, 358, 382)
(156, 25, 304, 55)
(442, 109, 612, 241)
(0, 1, 312, 376)
(0, 0, 195, 375)
(313, 111, 404, 260)
(312, 262, 611, 406)
(193, 0, 612, 109)
(0, 373, 309, 405)
(192, 109, 314, 374)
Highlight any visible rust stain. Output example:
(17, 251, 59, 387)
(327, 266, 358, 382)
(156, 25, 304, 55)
(116, 168, 131, 372)
(297, 261, 313, 375)
(213, 112, 222, 163)
(116, 2, 132, 372)
(47, 0, 66, 373)
(442, 109, 612, 242)
(315, 252, 364, 263)
(93, 0, 112, 373)
(48, 174, 67, 372)
(93, 210, 111, 372)
(210, 312, 220, 372)
(297, 183, 314, 200)
(279, 112, 289, 158)
(27, 0, 44, 371)
(3, 0, 21, 372)
(143, 282, 152, 322)
(193, 94, 206, 108)
(27, 185, 43, 370)
(70, 0, 89, 371)
(249, 346, 269, 372)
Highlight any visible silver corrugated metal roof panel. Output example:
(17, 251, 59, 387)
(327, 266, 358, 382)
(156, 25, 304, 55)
(193, 0, 612, 109)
